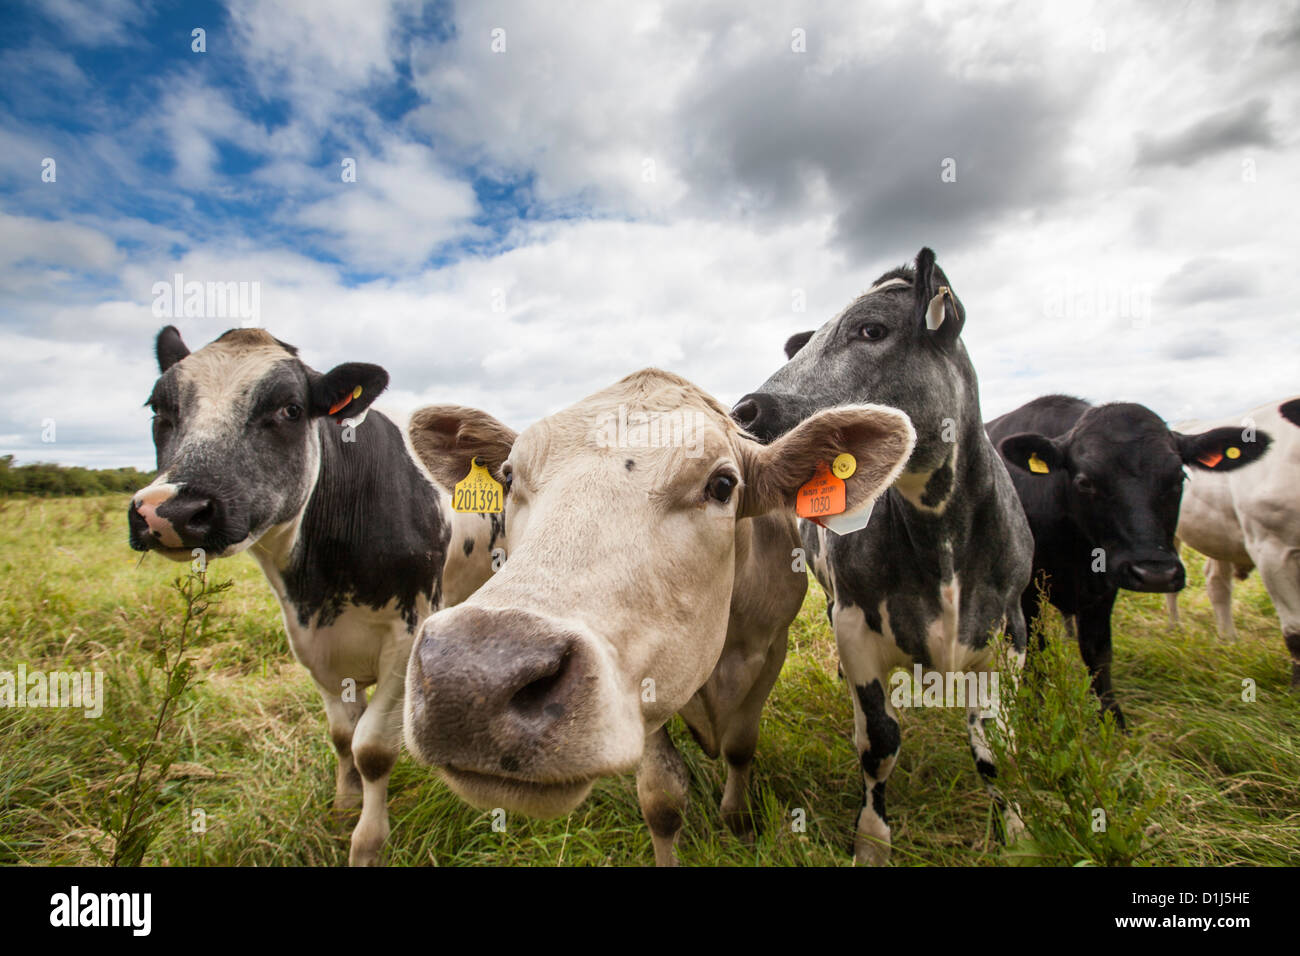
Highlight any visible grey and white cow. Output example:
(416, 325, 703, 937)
(1166, 396, 1300, 688)
(127, 326, 499, 865)
(733, 248, 1034, 864)
(402, 370, 916, 865)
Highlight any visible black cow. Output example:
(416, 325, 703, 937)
(733, 248, 1034, 865)
(127, 326, 498, 865)
(987, 395, 1273, 726)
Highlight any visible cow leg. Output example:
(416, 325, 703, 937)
(833, 605, 898, 866)
(968, 608, 1028, 843)
(318, 684, 366, 821)
(967, 641, 1026, 845)
(1205, 557, 1239, 641)
(718, 631, 789, 840)
(636, 725, 690, 867)
(1252, 543, 1300, 690)
(1166, 535, 1182, 628)
(345, 634, 411, 867)
(1077, 592, 1124, 728)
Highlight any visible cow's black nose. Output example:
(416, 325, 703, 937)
(1125, 559, 1184, 593)
(732, 392, 785, 442)
(732, 397, 760, 428)
(167, 496, 216, 544)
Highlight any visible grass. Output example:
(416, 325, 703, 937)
(1, 495, 1297, 866)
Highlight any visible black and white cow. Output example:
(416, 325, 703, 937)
(733, 248, 1034, 865)
(1165, 396, 1300, 688)
(988, 395, 1273, 726)
(127, 326, 499, 865)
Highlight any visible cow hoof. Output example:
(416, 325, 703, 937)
(852, 841, 890, 866)
(651, 841, 681, 867)
(348, 832, 386, 866)
(852, 822, 891, 866)
(723, 808, 756, 842)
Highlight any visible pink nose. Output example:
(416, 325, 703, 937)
(133, 486, 184, 548)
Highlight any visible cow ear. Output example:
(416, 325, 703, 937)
(408, 405, 518, 492)
(1175, 426, 1271, 472)
(1279, 398, 1300, 428)
(309, 363, 389, 422)
(913, 247, 966, 343)
(1000, 433, 1064, 476)
(739, 404, 915, 519)
(156, 325, 190, 372)
(784, 331, 815, 359)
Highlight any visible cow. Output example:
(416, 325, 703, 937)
(127, 325, 497, 866)
(1164, 396, 1300, 689)
(402, 370, 916, 865)
(731, 247, 1033, 865)
(987, 395, 1274, 726)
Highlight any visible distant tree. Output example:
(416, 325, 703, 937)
(0, 459, 156, 497)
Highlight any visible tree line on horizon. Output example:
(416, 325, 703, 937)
(0, 455, 155, 497)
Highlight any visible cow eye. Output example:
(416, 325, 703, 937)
(1074, 474, 1096, 495)
(706, 472, 737, 503)
(280, 404, 303, 422)
(500, 463, 514, 493)
(858, 323, 889, 341)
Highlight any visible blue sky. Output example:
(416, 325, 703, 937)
(2, 0, 1298, 468)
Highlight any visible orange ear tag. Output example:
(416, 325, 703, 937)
(1197, 450, 1224, 468)
(329, 385, 363, 417)
(796, 462, 846, 522)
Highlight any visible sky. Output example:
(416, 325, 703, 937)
(1, 0, 1297, 468)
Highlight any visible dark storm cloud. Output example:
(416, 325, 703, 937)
(680, 24, 1089, 261)
(1135, 97, 1277, 168)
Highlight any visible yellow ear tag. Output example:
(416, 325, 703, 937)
(1028, 452, 1050, 475)
(1225, 446, 1241, 459)
(832, 453, 857, 479)
(452, 457, 504, 514)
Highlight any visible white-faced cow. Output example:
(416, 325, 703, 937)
(988, 395, 1273, 726)
(402, 370, 915, 865)
(732, 248, 1033, 865)
(127, 326, 498, 866)
(1165, 396, 1300, 688)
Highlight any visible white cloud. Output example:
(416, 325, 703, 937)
(0, 212, 122, 273)
(3, 0, 1300, 469)
(294, 141, 481, 270)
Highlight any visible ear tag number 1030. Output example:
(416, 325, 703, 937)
(796, 462, 846, 521)
(452, 457, 504, 514)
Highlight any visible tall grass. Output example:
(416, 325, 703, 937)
(1, 496, 1297, 865)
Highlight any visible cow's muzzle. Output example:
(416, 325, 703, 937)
(1116, 556, 1185, 593)
(127, 484, 238, 556)
(405, 606, 606, 817)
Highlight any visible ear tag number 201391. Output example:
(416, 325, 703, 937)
(452, 457, 504, 514)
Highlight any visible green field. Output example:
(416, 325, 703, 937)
(2, 495, 1297, 866)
